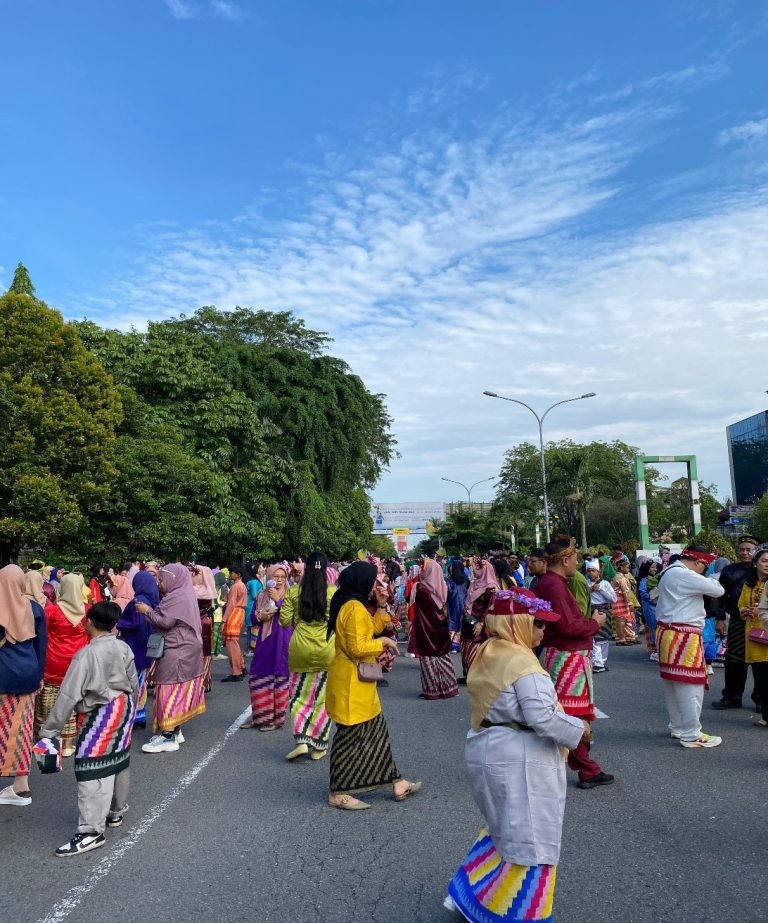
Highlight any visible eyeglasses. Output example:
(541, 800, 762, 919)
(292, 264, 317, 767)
(533, 619, 546, 629)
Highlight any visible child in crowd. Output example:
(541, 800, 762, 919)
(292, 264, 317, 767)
(37, 601, 138, 857)
(585, 561, 616, 673)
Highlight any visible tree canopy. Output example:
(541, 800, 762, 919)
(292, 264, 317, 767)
(0, 268, 395, 564)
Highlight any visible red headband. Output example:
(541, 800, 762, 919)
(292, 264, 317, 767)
(682, 550, 717, 566)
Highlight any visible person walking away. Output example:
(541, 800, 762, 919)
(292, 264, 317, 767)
(326, 561, 420, 810)
(446, 558, 468, 652)
(117, 571, 157, 729)
(460, 558, 500, 682)
(34, 573, 88, 757)
(37, 601, 137, 856)
(444, 589, 587, 921)
(241, 565, 291, 730)
(638, 559, 660, 661)
(279, 552, 336, 761)
(655, 546, 724, 748)
(535, 537, 614, 790)
(0, 565, 47, 807)
(738, 544, 768, 728)
(136, 564, 206, 753)
(221, 564, 247, 683)
(712, 534, 761, 710)
(408, 559, 458, 699)
(585, 561, 616, 674)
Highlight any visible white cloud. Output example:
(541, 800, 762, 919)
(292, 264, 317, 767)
(75, 71, 768, 505)
(162, 0, 197, 20)
(210, 0, 244, 21)
(719, 116, 768, 145)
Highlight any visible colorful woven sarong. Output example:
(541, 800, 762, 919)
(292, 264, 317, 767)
(74, 693, 135, 782)
(153, 674, 206, 732)
(543, 647, 595, 720)
(420, 654, 459, 700)
(134, 669, 148, 726)
(212, 621, 223, 657)
(289, 671, 331, 750)
(249, 674, 289, 728)
(447, 829, 557, 922)
(0, 692, 35, 776)
(329, 712, 400, 794)
(657, 622, 706, 686)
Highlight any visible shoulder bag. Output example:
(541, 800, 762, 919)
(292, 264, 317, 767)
(146, 632, 165, 659)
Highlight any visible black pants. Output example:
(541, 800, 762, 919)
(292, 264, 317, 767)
(722, 655, 759, 705)
(751, 663, 768, 721)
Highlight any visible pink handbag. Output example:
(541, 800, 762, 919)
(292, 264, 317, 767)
(748, 627, 768, 645)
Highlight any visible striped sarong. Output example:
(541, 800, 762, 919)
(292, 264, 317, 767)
(657, 623, 706, 685)
(543, 648, 594, 720)
(134, 669, 148, 726)
(74, 693, 135, 782)
(249, 674, 289, 728)
(419, 655, 459, 700)
(34, 682, 78, 751)
(153, 674, 206, 732)
(289, 671, 331, 750)
(447, 829, 557, 922)
(329, 712, 401, 794)
(0, 693, 35, 776)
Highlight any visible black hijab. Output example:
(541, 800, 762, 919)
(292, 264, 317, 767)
(327, 561, 378, 639)
(448, 557, 466, 586)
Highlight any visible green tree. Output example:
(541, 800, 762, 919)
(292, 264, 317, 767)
(750, 493, 768, 541)
(0, 292, 121, 561)
(365, 534, 397, 558)
(689, 528, 736, 561)
(7, 262, 35, 296)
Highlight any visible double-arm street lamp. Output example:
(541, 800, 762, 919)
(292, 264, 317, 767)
(440, 475, 496, 548)
(482, 391, 596, 543)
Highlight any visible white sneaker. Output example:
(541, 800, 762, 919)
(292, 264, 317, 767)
(649, 652, 659, 662)
(680, 733, 722, 749)
(443, 895, 459, 913)
(0, 784, 31, 807)
(142, 734, 179, 753)
(706, 664, 714, 675)
(175, 730, 185, 744)
(55, 831, 105, 857)
(670, 731, 681, 739)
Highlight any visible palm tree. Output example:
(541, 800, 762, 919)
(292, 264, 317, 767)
(547, 445, 623, 552)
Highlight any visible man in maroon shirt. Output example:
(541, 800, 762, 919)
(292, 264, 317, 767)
(535, 536, 615, 790)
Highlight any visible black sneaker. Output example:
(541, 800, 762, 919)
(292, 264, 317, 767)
(376, 679, 389, 687)
(221, 675, 241, 683)
(106, 806, 128, 829)
(711, 699, 742, 710)
(577, 772, 615, 790)
(55, 832, 106, 857)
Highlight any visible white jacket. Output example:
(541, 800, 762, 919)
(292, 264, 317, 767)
(655, 561, 724, 628)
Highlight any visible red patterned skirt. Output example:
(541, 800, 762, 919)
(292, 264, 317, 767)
(0, 693, 36, 776)
(543, 648, 595, 720)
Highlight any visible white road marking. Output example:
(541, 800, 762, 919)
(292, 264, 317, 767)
(594, 708, 610, 719)
(37, 706, 252, 923)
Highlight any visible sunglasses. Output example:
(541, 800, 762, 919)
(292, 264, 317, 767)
(533, 619, 546, 629)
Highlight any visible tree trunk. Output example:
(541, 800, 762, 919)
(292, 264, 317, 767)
(579, 504, 588, 553)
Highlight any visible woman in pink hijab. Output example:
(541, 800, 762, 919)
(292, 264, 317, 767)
(408, 558, 458, 700)
(460, 558, 501, 683)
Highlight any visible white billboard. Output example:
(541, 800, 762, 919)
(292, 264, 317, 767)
(370, 501, 445, 534)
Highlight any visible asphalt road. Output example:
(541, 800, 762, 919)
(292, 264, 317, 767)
(2, 644, 767, 923)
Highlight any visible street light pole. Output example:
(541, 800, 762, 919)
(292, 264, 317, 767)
(482, 391, 596, 543)
(440, 475, 496, 549)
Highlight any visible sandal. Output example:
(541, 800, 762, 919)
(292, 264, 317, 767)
(257, 724, 279, 732)
(239, 720, 257, 729)
(329, 795, 371, 811)
(393, 781, 422, 802)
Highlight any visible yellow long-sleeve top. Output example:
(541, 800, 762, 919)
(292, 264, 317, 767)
(326, 599, 389, 726)
(279, 584, 337, 674)
(740, 581, 768, 664)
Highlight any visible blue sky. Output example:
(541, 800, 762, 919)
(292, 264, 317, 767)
(1, 1, 767, 505)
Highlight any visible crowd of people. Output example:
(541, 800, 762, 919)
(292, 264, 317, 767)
(1, 535, 766, 919)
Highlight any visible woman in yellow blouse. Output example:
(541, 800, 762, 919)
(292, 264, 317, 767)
(326, 561, 421, 810)
(739, 544, 768, 727)
(279, 552, 337, 762)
